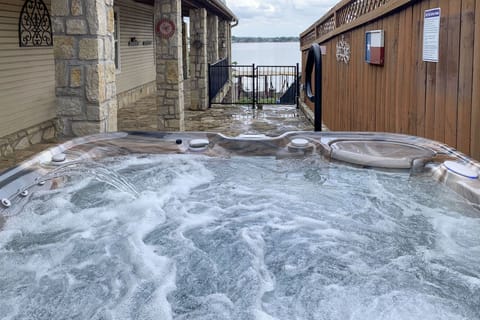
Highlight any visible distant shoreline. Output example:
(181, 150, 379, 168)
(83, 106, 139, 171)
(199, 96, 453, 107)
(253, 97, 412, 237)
(232, 36, 299, 43)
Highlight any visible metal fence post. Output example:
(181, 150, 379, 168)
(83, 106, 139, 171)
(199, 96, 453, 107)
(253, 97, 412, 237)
(296, 63, 300, 109)
(208, 63, 212, 108)
(252, 63, 256, 109)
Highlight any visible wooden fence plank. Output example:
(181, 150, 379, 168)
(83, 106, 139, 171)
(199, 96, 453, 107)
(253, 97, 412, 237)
(406, 4, 418, 136)
(386, 13, 400, 133)
(444, 0, 461, 148)
(375, 19, 386, 132)
(350, 31, 358, 131)
(395, 9, 405, 133)
(345, 32, 354, 130)
(471, 0, 480, 159)
(369, 20, 379, 132)
(433, 0, 449, 143)
(457, 0, 475, 154)
(403, 6, 414, 134)
(414, 0, 430, 138)
(425, 0, 439, 140)
(361, 27, 372, 131)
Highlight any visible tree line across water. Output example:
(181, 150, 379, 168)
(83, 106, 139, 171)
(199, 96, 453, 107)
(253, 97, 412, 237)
(232, 36, 299, 43)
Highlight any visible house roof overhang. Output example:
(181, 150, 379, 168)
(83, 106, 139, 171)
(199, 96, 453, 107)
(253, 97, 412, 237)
(135, 0, 238, 23)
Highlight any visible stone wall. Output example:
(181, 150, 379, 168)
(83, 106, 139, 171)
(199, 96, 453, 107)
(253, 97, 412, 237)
(0, 120, 59, 158)
(154, 0, 185, 131)
(189, 8, 208, 111)
(207, 14, 218, 63)
(218, 19, 228, 60)
(117, 81, 156, 109)
(183, 79, 191, 111)
(227, 22, 232, 64)
(52, 0, 118, 137)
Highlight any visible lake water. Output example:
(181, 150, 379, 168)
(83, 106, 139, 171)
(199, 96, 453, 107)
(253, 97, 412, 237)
(232, 42, 301, 66)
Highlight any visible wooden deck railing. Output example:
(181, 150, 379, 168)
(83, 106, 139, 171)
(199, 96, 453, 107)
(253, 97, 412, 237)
(300, 0, 413, 49)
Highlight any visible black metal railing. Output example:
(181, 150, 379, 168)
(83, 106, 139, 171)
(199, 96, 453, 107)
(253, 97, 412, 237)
(209, 63, 300, 108)
(230, 64, 256, 106)
(255, 65, 298, 107)
(208, 58, 229, 104)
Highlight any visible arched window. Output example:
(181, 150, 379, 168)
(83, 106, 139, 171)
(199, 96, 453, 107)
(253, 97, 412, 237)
(18, 0, 53, 47)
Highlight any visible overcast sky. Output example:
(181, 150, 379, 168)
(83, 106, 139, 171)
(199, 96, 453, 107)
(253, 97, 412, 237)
(225, 0, 339, 37)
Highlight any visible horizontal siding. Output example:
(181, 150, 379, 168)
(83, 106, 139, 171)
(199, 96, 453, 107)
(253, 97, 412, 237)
(0, 0, 55, 137)
(116, 0, 156, 94)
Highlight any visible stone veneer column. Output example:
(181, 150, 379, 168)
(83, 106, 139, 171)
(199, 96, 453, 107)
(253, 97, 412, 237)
(154, 0, 184, 131)
(189, 8, 208, 110)
(227, 23, 232, 64)
(51, 0, 117, 136)
(182, 20, 191, 110)
(207, 14, 218, 63)
(218, 19, 228, 60)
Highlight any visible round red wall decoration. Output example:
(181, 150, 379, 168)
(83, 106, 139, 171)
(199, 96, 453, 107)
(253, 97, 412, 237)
(156, 19, 176, 39)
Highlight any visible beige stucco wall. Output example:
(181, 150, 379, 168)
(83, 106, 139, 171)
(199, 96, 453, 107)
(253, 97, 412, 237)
(115, 0, 155, 94)
(0, 0, 56, 138)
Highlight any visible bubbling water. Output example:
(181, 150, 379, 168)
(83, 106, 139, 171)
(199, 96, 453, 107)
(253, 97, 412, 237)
(0, 154, 479, 320)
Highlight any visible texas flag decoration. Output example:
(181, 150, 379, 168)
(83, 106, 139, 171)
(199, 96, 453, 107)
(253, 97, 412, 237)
(365, 30, 385, 65)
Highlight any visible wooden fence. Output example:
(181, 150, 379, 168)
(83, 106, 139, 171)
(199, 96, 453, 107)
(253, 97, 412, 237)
(300, 0, 480, 160)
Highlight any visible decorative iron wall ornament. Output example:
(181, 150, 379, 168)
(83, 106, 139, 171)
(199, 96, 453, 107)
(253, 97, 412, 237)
(336, 35, 350, 64)
(18, 0, 53, 47)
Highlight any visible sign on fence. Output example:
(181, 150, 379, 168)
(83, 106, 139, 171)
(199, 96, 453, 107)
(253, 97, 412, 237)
(423, 8, 441, 63)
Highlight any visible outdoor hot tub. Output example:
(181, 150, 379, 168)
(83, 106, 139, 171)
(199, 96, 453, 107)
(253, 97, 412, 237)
(0, 131, 479, 319)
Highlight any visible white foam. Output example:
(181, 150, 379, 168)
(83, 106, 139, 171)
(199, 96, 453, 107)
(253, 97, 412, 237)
(0, 154, 479, 319)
